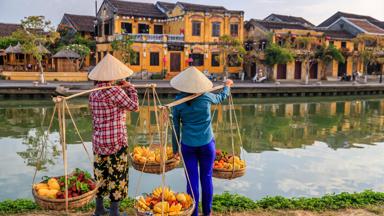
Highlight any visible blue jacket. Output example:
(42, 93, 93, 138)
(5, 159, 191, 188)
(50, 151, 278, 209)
(172, 86, 230, 153)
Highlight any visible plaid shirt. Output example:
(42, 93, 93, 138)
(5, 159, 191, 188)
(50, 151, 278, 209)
(89, 82, 139, 155)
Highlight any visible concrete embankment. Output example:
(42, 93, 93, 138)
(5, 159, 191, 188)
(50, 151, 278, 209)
(1, 80, 384, 99)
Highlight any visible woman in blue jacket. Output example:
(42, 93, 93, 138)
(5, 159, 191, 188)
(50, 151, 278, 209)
(171, 67, 233, 216)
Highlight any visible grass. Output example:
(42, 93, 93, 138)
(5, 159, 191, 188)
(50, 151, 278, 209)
(1, 190, 384, 215)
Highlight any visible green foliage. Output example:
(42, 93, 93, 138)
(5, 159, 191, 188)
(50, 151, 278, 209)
(0, 199, 40, 214)
(0, 36, 19, 49)
(63, 44, 91, 69)
(264, 43, 295, 66)
(316, 44, 345, 65)
(213, 190, 384, 212)
(217, 35, 246, 77)
(111, 35, 135, 64)
(1, 191, 384, 214)
(56, 31, 96, 52)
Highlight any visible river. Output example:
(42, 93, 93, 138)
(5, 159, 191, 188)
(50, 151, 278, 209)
(1, 96, 384, 201)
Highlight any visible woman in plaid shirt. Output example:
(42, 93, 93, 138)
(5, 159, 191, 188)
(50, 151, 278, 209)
(88, 54, 139, 216)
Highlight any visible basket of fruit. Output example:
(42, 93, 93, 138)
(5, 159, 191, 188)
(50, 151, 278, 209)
(135, 186, 194, 216)
(32, 168, 98, 210)
(131, 146, 180, 174)
(213, 149, 246, 179)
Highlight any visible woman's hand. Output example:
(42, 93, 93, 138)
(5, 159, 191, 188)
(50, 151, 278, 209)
(225, 79, 234, 87)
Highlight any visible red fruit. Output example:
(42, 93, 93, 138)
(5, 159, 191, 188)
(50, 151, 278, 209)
(216, 150, 222, 156)
(72, 193, 79, 197)
(89, 183, 96, 190)
(68, 194, 72, 198)
(59, 182, 65, 186)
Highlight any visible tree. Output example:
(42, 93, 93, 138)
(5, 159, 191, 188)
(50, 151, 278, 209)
(63, 44, 90, 70)
(12, 16, 59, 84)
(317, 44, 345, 80)
(294, 36, 319, 85)
(264, 43, 295, 80)
(111, 35, 135, 64)
(217, 35, 246, 78)
(0, 36, 19, 49)
(354, 35, 384, 83)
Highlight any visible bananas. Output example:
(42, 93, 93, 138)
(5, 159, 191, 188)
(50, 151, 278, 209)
(133, 146, 174, 164)
(135, 186, 193, 215)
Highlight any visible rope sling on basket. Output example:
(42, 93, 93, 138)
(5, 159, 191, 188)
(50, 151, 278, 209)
(132, 86, 228, 216)
(129, 85, 180, 174)
(133, 107, 195, 216)
(31, 84, 153, 212)
(211, 94, 246, 180)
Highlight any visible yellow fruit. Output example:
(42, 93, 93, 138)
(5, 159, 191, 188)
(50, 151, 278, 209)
(46, 189, 58, 199)
(37, 188, 50, 197)
(234, 164, 241, 171)
(47, 178, 60, 190)
(176, 193, 186, 203)
(154, 201, 169, 213)
(34, 183, 49, 191)
(169, 203, 182, 212)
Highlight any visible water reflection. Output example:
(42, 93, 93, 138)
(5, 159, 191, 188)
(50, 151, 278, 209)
(1, 98, 384, 200)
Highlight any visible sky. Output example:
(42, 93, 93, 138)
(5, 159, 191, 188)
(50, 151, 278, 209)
(0, 0, 383, 27)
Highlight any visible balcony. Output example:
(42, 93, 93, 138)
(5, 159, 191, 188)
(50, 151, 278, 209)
(96, 34, 184, 43)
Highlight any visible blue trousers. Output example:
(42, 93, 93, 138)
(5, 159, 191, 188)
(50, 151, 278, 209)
(181, 139, 215, 216)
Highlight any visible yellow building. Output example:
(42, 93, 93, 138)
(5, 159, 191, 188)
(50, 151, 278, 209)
(244, 16, 362, 81)
(95, 0, 244, 79)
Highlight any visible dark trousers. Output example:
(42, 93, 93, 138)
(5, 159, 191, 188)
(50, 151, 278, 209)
(181, 139, 215, 216)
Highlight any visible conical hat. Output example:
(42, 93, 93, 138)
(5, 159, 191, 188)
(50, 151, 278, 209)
(88, 54, 134, 81)
(170, 66, 213, 93)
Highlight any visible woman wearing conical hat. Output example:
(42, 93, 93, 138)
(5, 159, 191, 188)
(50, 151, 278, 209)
(171, 67, 233, 216)
(88, 54, 139, 216)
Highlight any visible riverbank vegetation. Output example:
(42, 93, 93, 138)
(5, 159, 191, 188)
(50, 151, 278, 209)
(1, 190, 384, 215)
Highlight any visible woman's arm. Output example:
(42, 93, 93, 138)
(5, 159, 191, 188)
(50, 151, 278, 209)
(172, 107, 181, 154)
(208, 79, 233, 104)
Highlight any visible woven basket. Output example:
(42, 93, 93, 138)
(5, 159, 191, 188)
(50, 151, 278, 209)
(213, 166, 246, 180)
(135, 203, 195, 216)
(130, 154, 180, 174)
(32, 180, 98, 210)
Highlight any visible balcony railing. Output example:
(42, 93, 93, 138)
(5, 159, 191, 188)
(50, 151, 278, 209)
(97, 33, 184, 43)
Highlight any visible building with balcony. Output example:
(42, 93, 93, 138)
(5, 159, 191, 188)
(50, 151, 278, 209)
(318, 11, 384, 76)
(243, 12, 381, 81)
(95, 0, 244, 78)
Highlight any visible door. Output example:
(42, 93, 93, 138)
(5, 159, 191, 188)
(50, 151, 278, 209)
(170, 53, 181, 72)
(295, 61, 302, 80)
(277, 64, 287, 79)
(338, 61, 347, 76)
(310, 62, 318, 79)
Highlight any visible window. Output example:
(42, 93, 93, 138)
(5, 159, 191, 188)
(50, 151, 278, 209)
(130, 52, 140, 65)
(189, 54, 204, 66)
(230, 24, 239, 37)
(212, 22, 221, 37)
(341, 41, 347, 48)
(192, 21, 201, 36)
(211, 53, 220, 67)
(259, 40, 267, 50)
(150, 52, 160, 66)
(121, 22, 132, 34)
(154, 25, 163, 34)
(138, 24, 149, 34)
(228, 54, 241, 67)
(104, 22, 110, 35)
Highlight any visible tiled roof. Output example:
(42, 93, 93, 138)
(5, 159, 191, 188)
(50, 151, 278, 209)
(371, 21, 384, 29)
(320, 29, 355, 39)
(247, 19, 309, 31)
(265, 14, 314, 26)
(318, 11, 379, 28)
(177, 2, 227, 12)
(63, 14, 95, 33)
(108, 0, 167, 19)
(0, 23, 21, 37)
(347, 18, 384, 34)
(156, 1, 176, 13)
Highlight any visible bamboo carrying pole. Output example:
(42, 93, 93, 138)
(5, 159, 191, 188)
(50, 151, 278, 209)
(64, 84, 157, 100)
(161, 85, 224, 109)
